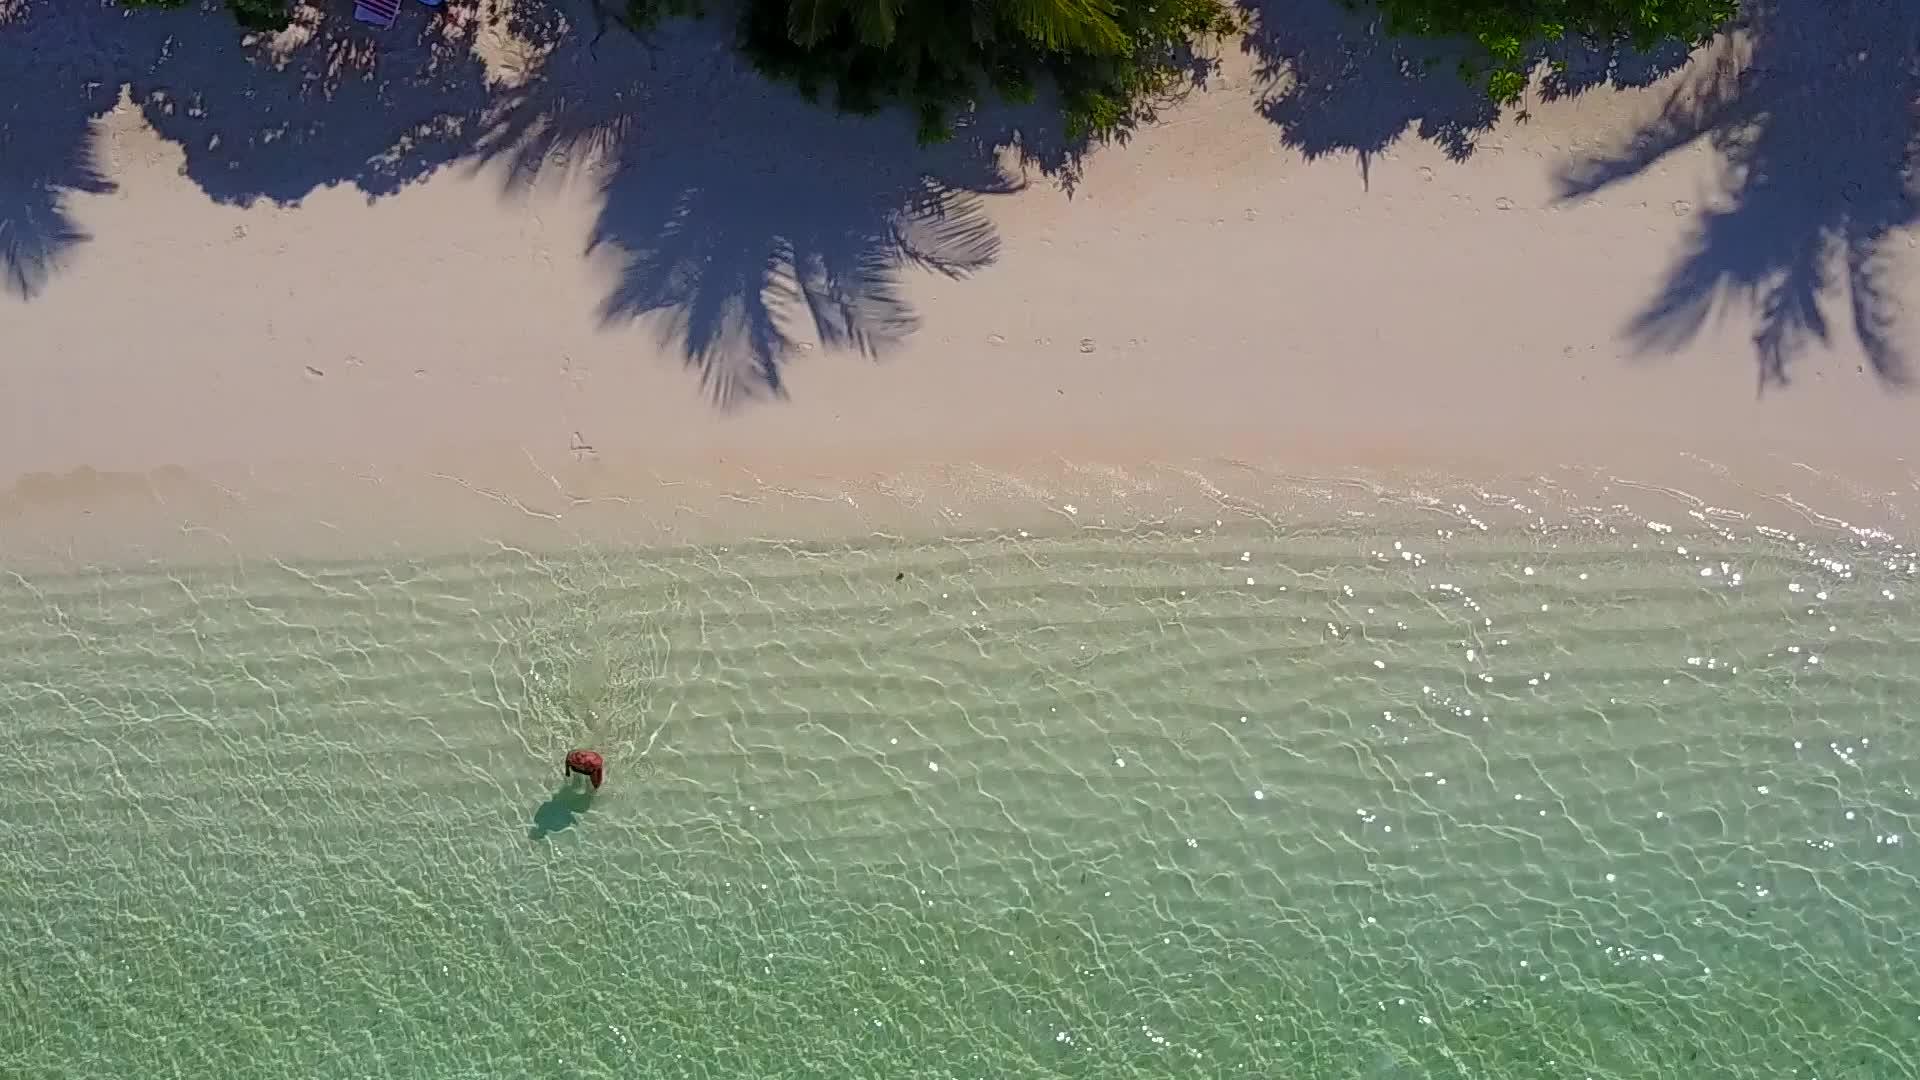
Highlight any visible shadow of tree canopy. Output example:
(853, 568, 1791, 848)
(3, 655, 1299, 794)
(1235, 0, 1693, 184)
(2, 1, 123, 297)
(3, 0, 1075, 405)
(0, 90, 117, 300)
(1237, 0, 1496, 180)
(473, 9, 1044, 408)
(1557, 0, 1918, 392)
(127, 2, 506, 205)
(3, 0, 511, 299)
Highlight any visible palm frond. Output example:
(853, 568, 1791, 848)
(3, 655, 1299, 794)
(1000, 0, 1127, 54)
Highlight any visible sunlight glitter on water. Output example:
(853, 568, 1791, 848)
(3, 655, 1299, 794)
(3, 467, 1919, 1078)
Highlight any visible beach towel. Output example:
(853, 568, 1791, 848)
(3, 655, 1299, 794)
(353, 0, 400, 25)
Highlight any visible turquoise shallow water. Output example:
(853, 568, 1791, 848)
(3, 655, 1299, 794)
(3, 483, 1918, 1078)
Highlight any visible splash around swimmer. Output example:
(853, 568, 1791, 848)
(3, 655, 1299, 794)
(564, 749, 605, 789)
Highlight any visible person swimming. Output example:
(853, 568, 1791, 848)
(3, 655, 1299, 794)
(564, 749, 605, 789)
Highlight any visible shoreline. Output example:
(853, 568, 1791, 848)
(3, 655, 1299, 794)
(7, 450, 1914, 570)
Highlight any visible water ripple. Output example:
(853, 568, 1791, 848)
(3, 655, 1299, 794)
(3, 481, 1917, 1078)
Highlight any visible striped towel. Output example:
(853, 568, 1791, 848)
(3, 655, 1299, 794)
(353, 0, 401, 25)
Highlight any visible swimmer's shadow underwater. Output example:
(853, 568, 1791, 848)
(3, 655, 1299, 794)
(528, 778, 597, 841)
(528, 748, 607, 841)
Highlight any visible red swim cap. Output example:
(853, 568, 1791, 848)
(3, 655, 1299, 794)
(566, 749, 606, 788)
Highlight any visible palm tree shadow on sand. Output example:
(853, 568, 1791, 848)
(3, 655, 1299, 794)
(1, 1, 121, 299)
(1236, 0, 1499, 182)
(529, 778, 597, 841)
(1234, 0, 1695, 187)
(3, 0, 527, 300)
(9, 0, 1082, 407)
(1555, 0, 1918, 393)
(471, 7, 1061, 409)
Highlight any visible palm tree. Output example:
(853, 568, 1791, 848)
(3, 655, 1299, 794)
(742, 0, 1233, 143)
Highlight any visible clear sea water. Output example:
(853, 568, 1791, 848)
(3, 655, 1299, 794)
(3, 471, 1916, 1079)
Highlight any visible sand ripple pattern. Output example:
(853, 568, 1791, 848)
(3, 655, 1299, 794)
(3, 490, 1917, 1078)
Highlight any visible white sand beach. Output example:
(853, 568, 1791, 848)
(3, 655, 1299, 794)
(3, 0, 1916, 541)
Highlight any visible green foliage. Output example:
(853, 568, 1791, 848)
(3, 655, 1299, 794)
(738, 0, 1239, 144)
(117, 0, 291, 31)
(109, 0, 1734, 140)
(1364, 0, 1740, 102)
(224, 0, 291, 29)
(620, 0, 704, 33)
(1485, 67, 1527, 102)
